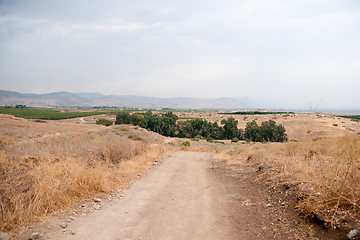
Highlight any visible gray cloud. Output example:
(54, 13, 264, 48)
(0, 0, 359, 109)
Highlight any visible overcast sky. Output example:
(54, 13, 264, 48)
(0, 0, 359, 109)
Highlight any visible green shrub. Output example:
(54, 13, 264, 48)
(128, 135, 143, 141)
(0, 138, 6, 148)
(313, 137, 324, 142)
(116, 127, 129, 132)
(206, 137, 214, 143)
(194, 135, 205, 140)
(96, 118, 113, 126)
(231, 137, 239, 143)
(180, 141, 190, 146)
(333, 124, 338, 127)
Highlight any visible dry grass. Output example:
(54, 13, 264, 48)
(217, 135, 360, 228)
(278, 136, 360, 227)
(0, 114, 99, 145)
(0, 117, 170, 232)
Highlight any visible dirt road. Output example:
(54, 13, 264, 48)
(44, 152, 238, 239)
(18, 151, 343, 240)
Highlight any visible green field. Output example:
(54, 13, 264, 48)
(0, 107, 117, 120)
(220, 111, 294, 115)
(338, 115, 360, 121)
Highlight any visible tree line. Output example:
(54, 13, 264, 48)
(115, 111, 287, 142)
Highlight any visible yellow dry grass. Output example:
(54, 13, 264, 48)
(0, 116, 171, 232)
(278, 136, 360, 226)
(217, 135, 360, 227)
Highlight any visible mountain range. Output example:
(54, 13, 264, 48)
(0, 90, 261, 110)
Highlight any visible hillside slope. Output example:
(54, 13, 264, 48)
(0, 90, 254, 109)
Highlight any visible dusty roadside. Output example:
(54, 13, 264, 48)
(211, 158, 349, 240)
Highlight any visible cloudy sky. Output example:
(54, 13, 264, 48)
(0, 0, 359, 109)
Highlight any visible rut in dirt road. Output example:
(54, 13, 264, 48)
(46, 151, 235, 240)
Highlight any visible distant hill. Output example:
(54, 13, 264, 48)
(0, 90, 258, 110)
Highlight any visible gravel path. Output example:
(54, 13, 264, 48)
(45, 151, 235, 240)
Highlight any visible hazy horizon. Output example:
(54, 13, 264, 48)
(2, 89, 360, 114)
(1, 0, 359, 110)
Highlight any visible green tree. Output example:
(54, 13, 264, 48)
(221, 117, 239, 140)
(209, 121, 224, 140)
(115, 112, 131, 124)
(177, 121, 193, 138)
(96, 118, 113, 126)
(159, 112, 178, 137)
(131, 113, 148, 129)
(244, 120, 262, 142)
(245, 120, 287, 142)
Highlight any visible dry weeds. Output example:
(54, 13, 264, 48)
(218, 135, 360, 228)
(0, 117, 170, 232)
